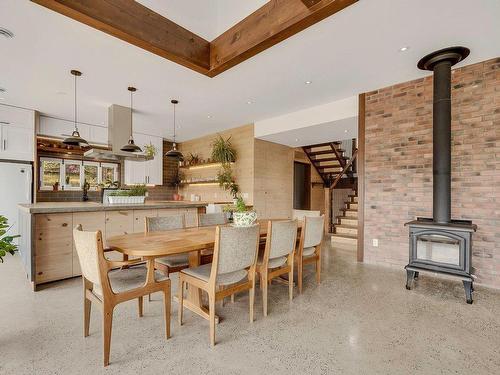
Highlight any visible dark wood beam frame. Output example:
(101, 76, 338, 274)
(357, 93, 365, 262)
(31, 0, 358, 77)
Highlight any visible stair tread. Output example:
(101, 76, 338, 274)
(335, 224, 358, 229)
(331, 233, 358, 239)
(341, 208, 358, 212)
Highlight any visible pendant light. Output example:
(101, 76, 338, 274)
(63, 70, 88, 146)
(165, 99, 184, 161)
(120, 86, 142, 152)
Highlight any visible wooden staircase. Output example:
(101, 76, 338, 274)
(302, 142, 349, 185)
(331, 192, 358, 247)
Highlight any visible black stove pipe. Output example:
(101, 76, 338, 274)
(417, 46, 469, 224)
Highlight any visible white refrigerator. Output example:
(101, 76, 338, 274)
(0, 161, 33, 241)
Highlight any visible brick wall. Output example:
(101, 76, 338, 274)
(363, 57, 500, 288)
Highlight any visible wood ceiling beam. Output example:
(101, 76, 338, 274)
(31, 0, 211, 75)
(208, 0, 358, 77)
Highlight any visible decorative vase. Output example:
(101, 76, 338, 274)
(233, 211, 257, 227)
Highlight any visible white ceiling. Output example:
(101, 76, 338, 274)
(259, 116, 358, 147)
(0, 0, 499, 142)
(136, 0, 267, 41)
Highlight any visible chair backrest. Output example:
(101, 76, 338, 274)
(213, 225, 260, 276)
(268, 220, 298, 260)
(73, 225, 103, 286)
(293, 209, 320, 221)
(198, 212, 227, 227)
(145, 214, 184, 232)
(303, 215, 325, 248)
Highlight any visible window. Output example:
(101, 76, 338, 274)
(40, 158, 63, 190)
(64, 160, 82, 190)
(101, 163, 118, 186)
(39, 158, 119, 191)
(83, 162, 99, 190)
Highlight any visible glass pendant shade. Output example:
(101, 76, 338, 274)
(120, 86, 142, 152)
(63, 70, 88, 146)
(165, 99, 184, 160)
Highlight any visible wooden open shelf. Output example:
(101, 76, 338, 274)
(180, 161, 233, 170)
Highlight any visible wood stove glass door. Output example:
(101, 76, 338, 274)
(414, 231, 464, 269)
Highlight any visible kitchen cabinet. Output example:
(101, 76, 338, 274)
(38, 116, 108, 145)
(0, 124, 35, 161)
(34, 213, 73, 283)
(0, 105, 35, 161)
(124, 133, 163, 185)
(105, 210, 134, 260)
(133, 209, 156, 233)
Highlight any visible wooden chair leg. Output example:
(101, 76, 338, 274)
(249, 277, 255, 323)
(316, 255, 321, 284)
(178, 279, 184, 325)
(84, 296, 91, 337)
(262, 273, 268, 317)
(103, 304, 114, 367)
(138, 296, 143, 317)
(209, 294, 216, 346)
(148, 294, 151, 302)
(289, 266, 294, 301)
(298, 259, 303, 294)
(231, 293, 235, 303)
(163, 287, 171, 339)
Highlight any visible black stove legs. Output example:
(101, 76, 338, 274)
(405, 268, 474, 304)
(463, 279, 474, 304)
(405, 269, 419, 290)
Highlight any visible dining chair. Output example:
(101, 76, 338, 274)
(198, 212, 227, 227)
(73, 225, 171, 367)
(296, 215, 325, 293)
(178, 224, 260, 346)
(147, 215, 189, 277)
(198, 212, 228, 265)
(256, 219, 298, 316)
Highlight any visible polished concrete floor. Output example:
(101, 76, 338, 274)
(1, 242, 499, 375)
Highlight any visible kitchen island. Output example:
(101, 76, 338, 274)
(18, 201, 208, 290)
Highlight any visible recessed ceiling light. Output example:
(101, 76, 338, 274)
(247, 100, 253, 105)
(0, 27, 14, 39)
(207, 115, 212, 119)
(344, 129, 348, 133)
(399, 46, 409, 52)
(305, 81, 312, 85)
(295, 138, 299, 142)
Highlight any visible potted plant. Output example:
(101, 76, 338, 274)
(211, 135, 236, 165)
(0, 215, 19, 263)
(232, 197, 257, 227)
(108, 184, 147, 204)
(171, 168, 184, 200)
(143, 143, 157, 159)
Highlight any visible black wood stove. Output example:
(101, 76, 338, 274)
(404, 47, 477, 304)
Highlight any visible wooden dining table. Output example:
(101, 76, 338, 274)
(106, 219, 300, 322)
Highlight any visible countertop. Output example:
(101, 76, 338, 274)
(18, 201, 208, 214)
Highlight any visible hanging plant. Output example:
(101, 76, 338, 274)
(211, 135, 236, 165)
(143, 142, 157, 158)
(0, 215, 19, 263)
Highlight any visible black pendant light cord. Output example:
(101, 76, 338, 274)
(173, 101, 176, 143)
(74, 72, 78, 133)
(130, 88, 133, 133)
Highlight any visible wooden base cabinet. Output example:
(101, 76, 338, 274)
(32, 207, 202, 288)
(35, 213, 73, 284)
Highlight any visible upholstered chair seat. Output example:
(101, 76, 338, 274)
(257, 254, 288, 269)
(302, 247, 316, 257)
(182, 263, 248, 286)
(93, 266, 167, 297)
(155, 254, 189, 268)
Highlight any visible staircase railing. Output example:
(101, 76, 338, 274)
(329, 149, 358, 189)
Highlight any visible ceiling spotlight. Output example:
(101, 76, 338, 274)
(295, 138, 299, 142)
(207, 115, 212, 119)
(247, 100, 253, 105)
(399, 46, 409, 52)
(0, 27, 14, 38)
(344, 129, 348, 133)
(305, 81, 312, 85)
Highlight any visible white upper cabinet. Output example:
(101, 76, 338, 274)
(0, 105, 35, 161)
(38, 116, 108, 145)
(124, 133, 163, 186)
